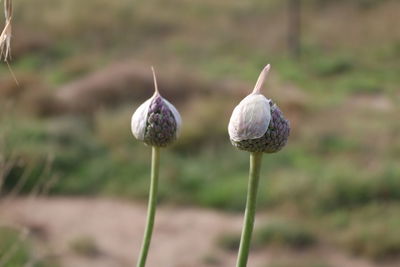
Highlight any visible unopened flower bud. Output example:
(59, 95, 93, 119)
(131, 67, 182, 147)
(228, 65, 290, 153)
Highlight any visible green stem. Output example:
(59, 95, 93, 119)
(136, 146, 160, 267)
(236, 152, 263, 267)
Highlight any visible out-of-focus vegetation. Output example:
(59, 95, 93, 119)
(69, 236, 101, 258)
(1, 0, 399, 264)
(218, 219, 316, 251)
(0, 226, 58, 266)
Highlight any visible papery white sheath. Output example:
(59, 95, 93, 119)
(228, 65, 272, 142)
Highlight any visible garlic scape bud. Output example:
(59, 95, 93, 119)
(228, 64, 290, 153)
(131, 67, 182, 147)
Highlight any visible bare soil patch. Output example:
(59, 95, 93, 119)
(0, 197, 394, 267)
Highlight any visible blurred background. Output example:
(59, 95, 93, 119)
(0, 0, 399, 266)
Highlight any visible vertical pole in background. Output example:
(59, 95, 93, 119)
(288, 0, 301, 59)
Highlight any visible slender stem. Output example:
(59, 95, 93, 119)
(136, 146, 160, 267)
(236, 152, 263, 267)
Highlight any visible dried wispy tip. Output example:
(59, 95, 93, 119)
(0, 0, 12, 62)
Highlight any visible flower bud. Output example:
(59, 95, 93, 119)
(228, 65, 290, 153)
(131, 67, 182, 147)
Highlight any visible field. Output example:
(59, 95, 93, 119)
(1, 0, 400, 266)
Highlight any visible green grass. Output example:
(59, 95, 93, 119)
(218, 219, 316, 251)
(69, 236, 101, 258)
(0, 227, 58, 267)
(1, 0, 400, 262)
(1, 107, 399, 213)
(0, 227, 30, 266)
(332, 203, 400, 260)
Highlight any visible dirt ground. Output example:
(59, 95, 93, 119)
(0, 197, 395, 267)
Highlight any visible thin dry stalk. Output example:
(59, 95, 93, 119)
(0, 155, 57, 265)
(5, 160, 35, 199)
(0, 227, 30, 267)
(0, 0, 12, 61)
(0, 0, 18, 85)
(0, 155, 57, 204)
(0, 152, 19, 194)
(0, 0, 12, 62)
(28, 155, 55, 199)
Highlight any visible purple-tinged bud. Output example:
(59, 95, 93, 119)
(131, 67, 182, 147)
(228, 65, 290, 153)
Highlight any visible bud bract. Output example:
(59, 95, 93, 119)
(131, 68, 181, 147)
(228, 65, 290, 153)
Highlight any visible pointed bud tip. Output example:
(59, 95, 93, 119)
(151, 66, 160, 95)
(252, 64, 271, 94)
